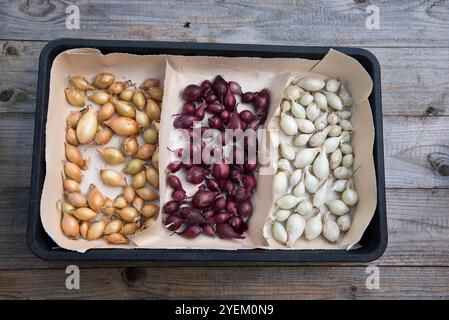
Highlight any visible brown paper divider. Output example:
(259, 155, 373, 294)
(41, 50, 168, 252)
(150, 57, 291, 249)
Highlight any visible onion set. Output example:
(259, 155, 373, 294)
(60, 73, 162, 243)
(162, 75, 270, 239)
(270, 76, 357, 246)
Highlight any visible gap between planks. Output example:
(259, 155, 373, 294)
(0, 0, 448, 47)
(2, 266, 449, 299)
(2, 39, 449, 49)
(2, 42, 449, 116)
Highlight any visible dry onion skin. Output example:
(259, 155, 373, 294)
(271, 77, 358, 247)
(60, 73, 162, 244)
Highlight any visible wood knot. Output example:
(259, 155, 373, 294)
(19, 0, 56, 17)
(425, 106, 438, 116)
(6, 46, 19, 56)
(0, 89, 14, 102)
(183, 22, 191, 28)
(428, 152, 449, 176)
(121, 267, 146, 285)
(350, 285, 357, 292)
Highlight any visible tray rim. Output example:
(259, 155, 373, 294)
(27, 38, 387, 262)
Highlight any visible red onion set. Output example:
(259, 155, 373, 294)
(164, 75, 271, 239)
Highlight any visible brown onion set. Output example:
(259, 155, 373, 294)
(164, 75, 270, 239)
(61, 73, 162, 244)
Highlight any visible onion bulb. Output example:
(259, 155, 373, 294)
(88, 91, 110, 105)
(304, 213, 322, 240)
(65, 87, 85, 107)
(93, 72, 115, 89)
(273, 171, 288, 195)
(286, 213, 306, 247)
(87, 184, 105, 213)
(106, 233, 128, 245)
(323, 213, 340, 243)
(312, 147, 329, 180)
(69, 75, 94, 90)
(100, 169, 126, 187)
(277, 195, 301, 209)
(104, 117, 139, 136)
(76, 106, 97, 144)
(297, 77, 325, 91)
(86, 220, 106, 240)
(65, 142, 86, 169)
(326, 199, 349, 216)
(61, 213, 80, 238)
(97, 147, 127, 164)
(342, 187, 358, 206)
(272, 221, 288, 245)
(104, 219, 123, 234)
(337, 214, 351, 232)
(73, 207, 97, 221)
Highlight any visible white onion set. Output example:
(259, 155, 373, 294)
(270, 76, 358, 247)
(60, 73, 162, 243)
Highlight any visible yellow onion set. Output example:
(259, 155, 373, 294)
(61, 73, 162, 244)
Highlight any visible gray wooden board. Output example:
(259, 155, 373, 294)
(0, 0, 449, 300)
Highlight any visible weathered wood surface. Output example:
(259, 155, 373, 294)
(0, 1, 448, 46)
(1, 266, 449, 299)
(1, 188, 448, 270)
(2, 41, 449, 116)
(0, 0, 449, 300)
(384, 116, 449, 189)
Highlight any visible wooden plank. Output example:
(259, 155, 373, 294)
(0, 41, 42, 113)
(379, 189, 449, 265)
(1, 113, 448, 189)
(0, 72, 37, 114)
(0, 41, 43, 72)
(1, 265, 448, 299)
(0, 1, 446, 301)
(0, 114, 33, 189)
(1, 188, 448, 270)
(370, 47, 449, 116)
(1, 42, 449, 116)
(0, 1, 448, 46)
(384, 116, 449, 188)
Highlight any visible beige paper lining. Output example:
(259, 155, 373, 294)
(40, 49, 375, 252)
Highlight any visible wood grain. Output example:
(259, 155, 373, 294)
(2, 41, 449, 116)
(1, 189, 448, 270)
(0, 72, 37, 114)
(1, 1, 449, 299)
(0, 1, 448, 46)
(0, 41, 41, 113)
(1, 265, 449, 299)
(370, 47, 449, 116)
(380, 188, 449, 265)
(384, 116, 449, 188)
(0, 114, 33, 189)
(0, 41, 42, 72)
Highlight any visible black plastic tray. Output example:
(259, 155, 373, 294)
(27, 38, 387, 261)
